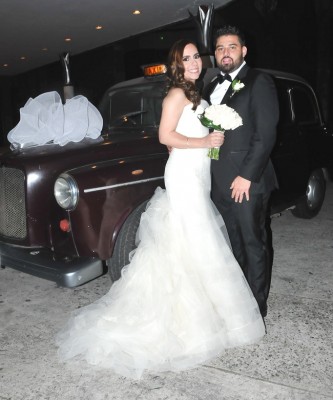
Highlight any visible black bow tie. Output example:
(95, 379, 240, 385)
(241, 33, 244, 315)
(216, 73, 232, 84)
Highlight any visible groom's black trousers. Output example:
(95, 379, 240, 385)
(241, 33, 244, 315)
(213, 191, 273, 317)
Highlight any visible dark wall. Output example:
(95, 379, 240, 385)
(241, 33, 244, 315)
(0, 29, 189, 143)
(1, 0, 332, 144)
(0, 77, 13, 145)
(215, 0, 316, 79)
(215, 0, 332, 125)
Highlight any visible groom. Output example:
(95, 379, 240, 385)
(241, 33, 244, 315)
(203, 26, 279, 318)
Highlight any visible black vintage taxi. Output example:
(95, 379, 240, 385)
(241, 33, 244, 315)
(0, 65, 331, 286)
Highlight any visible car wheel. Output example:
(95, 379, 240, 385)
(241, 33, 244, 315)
(291, 169, 326, 219)
(107, 201, 148, 282)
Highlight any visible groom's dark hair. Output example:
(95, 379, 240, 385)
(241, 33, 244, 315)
(214, 25, 246, 47)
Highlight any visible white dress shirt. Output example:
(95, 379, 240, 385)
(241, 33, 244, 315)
(210, 61, 246, 105)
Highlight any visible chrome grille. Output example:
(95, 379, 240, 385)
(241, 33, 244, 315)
(0, 167, 27, 239)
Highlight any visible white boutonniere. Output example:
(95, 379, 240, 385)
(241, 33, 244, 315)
(230, 79, 245, 98)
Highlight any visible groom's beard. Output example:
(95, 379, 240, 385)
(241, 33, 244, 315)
(218, 56, 244, 74)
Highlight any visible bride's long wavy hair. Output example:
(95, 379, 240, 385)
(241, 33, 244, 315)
(166, 39, 201, 110)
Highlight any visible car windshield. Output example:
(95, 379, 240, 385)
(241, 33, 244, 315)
(100, 82, 165, 130)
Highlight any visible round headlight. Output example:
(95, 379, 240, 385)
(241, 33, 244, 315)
(54, 173, 79, 210)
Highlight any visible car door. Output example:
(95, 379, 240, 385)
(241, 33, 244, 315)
(271, 79, 312, 211)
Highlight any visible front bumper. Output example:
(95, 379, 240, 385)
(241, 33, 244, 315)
(0, 242, 104, 287)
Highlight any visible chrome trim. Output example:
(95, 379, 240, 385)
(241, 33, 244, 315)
(287, 88, 295, 121)
(84, 176, 164, 193)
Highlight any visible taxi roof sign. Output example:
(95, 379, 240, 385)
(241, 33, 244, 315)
(143, 64, 167, 77)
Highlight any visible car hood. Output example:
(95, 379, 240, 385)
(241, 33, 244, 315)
(0, 131, 166, 172)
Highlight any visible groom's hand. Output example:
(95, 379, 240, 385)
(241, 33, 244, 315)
(230, 176, 251, 203)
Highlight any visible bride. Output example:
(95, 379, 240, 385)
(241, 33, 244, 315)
(56, 40, 265, 379)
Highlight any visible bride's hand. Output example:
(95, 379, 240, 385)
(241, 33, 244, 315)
(204, 131, 224, 148)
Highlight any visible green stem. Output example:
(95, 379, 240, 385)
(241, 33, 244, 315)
(208, 147, 220, 160)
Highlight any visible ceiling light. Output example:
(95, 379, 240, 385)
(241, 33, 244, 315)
(132, 10, 141, 15)
(95, 25, 103, 30)
(20, 56, 26, 60)
(65, 37, 72, 42)
(3, 64, 9, 67)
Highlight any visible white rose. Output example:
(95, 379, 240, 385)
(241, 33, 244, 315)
(204, 104, 243, 130)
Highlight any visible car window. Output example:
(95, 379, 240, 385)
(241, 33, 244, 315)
(290, 86, 319, 125)
(101, 83, 164, 129)
(274, 81, 292, 125)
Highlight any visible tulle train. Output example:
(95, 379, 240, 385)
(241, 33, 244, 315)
(56, 188, 265, 379)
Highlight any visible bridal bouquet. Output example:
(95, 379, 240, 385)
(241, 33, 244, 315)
(199, 104, 243, 160)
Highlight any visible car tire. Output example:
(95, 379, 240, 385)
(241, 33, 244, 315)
(291, 169, 326, 219)
(107, 201, 148, 282)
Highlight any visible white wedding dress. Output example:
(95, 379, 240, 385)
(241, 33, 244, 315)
(56, 100, 265, 379)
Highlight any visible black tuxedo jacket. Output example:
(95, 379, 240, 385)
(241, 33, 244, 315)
(202, 65, 279, 196)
